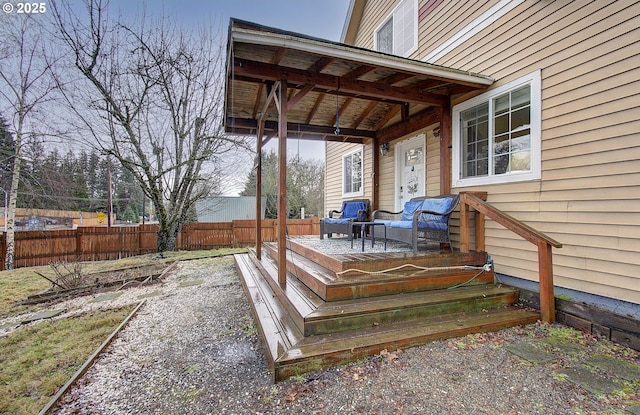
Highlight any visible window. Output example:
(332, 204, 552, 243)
(343, 147, 363, 197)
(374, 0, 417, 57)
(452, 70, 541, 187)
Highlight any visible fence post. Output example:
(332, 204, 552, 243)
(76, 228, 82, 262)
(0, 231, 5, 270)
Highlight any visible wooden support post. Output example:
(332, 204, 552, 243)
(372, 137, 379, 212)
(538, 241, 556, 323)
(256, 120, 264, 260)
(277, 81, 288, 287)
(459, 197, 470, 253)
(474, 211, 485, 252)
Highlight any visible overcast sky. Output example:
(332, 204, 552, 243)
(109, 0, 351, 162)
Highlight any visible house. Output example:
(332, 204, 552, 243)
(194, 196, 266, 222)
(327, 0, 640, 321)
(224, 0, 640, 380)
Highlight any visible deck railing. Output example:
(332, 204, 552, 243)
(458, 192, 562, 323)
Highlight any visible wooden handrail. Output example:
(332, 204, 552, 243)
(459, 192, 562, 323)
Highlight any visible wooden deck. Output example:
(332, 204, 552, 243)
(234, 236, 540, 382)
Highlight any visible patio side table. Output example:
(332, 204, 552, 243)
(350, 221, 387, 252)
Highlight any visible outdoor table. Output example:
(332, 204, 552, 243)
(350, 221, 387, 252)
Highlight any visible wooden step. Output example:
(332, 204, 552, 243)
(234, 253, 303, 374)
(268, 245, 495, 301)
(274, 307, 540, 381)
(235, 253, 540, 382)
(250, 249, 520, 336)
(268, 238, 488, 274)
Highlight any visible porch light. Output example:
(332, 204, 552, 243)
(380, 143, 390, 156)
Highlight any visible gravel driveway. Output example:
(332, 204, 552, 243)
(52, 256, 639, 415)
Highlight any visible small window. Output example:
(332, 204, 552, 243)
(452, 70, 541, 187)
(374, 0, 417, 57)
(343, 147, 363, 197)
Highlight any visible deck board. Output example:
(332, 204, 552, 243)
(235, 237, 541, 382)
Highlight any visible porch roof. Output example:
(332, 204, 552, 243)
(224, 18, 493, 144)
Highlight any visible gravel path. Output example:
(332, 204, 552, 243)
(52, 256, 639, 415)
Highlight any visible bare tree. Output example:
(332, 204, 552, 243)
(53, 0, 248, 252)
(0, 14, 58, 269)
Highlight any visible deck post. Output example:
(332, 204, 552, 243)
(459, 196, 470, 253)
(439, 101, 452, 194)
(255, 120, 264, 260)
(538, 240, 556, 323)
(277, 81, 288, 287)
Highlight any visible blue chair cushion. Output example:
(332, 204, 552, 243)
(388, 219, 447, 231)
(421, 197, 454, 214)
(342, 201, 366, 219)
(388, 220, 413, 229)
(401, 200, 423, 221)
(373, 219, 392, 227)
(323, 217, 352, 225)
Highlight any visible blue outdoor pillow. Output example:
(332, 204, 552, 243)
(421, 197, 454, 214)
(342, 201, 366, 219)
(401, 200, 423, 221)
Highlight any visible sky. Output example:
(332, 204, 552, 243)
(110, 0, 352, 162)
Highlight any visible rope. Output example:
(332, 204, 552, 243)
(335, 262, 484, 276)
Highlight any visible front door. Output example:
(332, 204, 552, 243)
(395, 134, 426, 211)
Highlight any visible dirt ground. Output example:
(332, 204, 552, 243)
(27, 255, 639, 415)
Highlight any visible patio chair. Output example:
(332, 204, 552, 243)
(372, 194, 460, 253)
(320, 199, 369, 240)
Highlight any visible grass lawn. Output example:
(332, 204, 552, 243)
(0, 248, 246, 318)
(0, 306, 135, 415)
(0, 248, 246, 415)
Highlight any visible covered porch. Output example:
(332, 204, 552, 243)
(224, 19, 561, 381)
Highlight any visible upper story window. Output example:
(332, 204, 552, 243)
(374, 0, 417, 57)
(452, 70, 541, 187)
(343, 147, 363, 197)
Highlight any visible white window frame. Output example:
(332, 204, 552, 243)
(452, 70, 542, 188)
(342, 146, 364, 198)
(374, 0, 418, 57)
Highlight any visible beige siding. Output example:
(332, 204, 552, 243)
(324, 142, 373, 215)
(330, 0, 640, 304)
(353, 0, 398, 50)
(433, 0, 640, 304)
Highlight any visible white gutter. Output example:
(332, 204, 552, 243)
(231, 28, 494, 87)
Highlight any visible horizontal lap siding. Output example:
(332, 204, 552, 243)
(426, 0, 640, 304)
(325, 142, 373, 215)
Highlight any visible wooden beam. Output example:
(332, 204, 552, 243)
(270, 47, 288, 64)
(378, 72, 416, 86)
(376, 106, 439, 143)
(227, 117, 375, 140)
(352, 100, 378, 129)
(277, 81, 287, 287)
(251, 84, 264, 119)
(311, 56, 335, 72)
(256, 120, 264, 260)
(374, 105, 401, 130)
(233, 58, 449, 106)
(333, 97, 353, 129)
(345, 64, 377, 80)
(305, 94, 324, 125)
(372, 137, 379, 212)
(259, 80, 281, 124)
(287, 84, 315, 111)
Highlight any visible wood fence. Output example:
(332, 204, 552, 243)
(0, 218, 321, 269)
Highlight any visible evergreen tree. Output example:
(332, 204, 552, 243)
(240, 150, 324, 219)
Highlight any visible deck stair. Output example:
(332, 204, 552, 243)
(234, 236, 540, 381)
